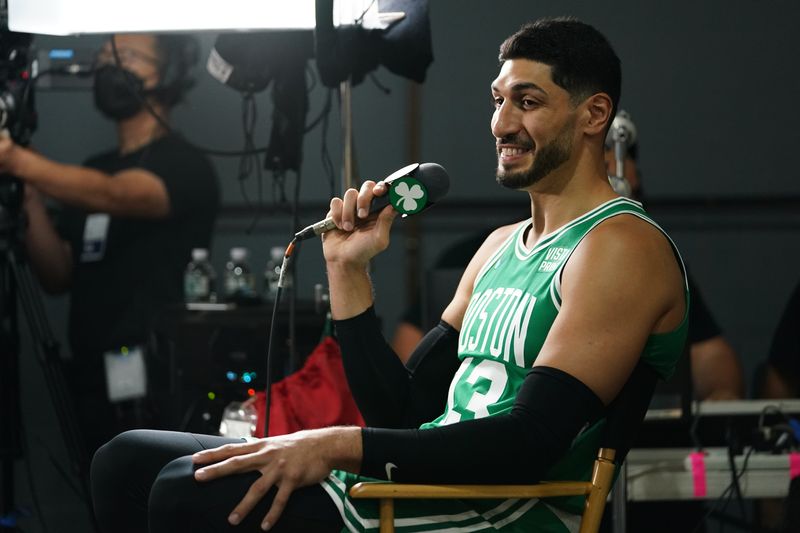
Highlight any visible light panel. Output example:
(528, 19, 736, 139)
(8, 0, 375, 35)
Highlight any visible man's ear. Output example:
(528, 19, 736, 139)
(582, 93, 614, 136)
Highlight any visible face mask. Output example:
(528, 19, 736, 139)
(93, 65, 148, 121)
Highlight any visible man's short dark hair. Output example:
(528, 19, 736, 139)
(152, 34, 200, 108)
(499, 17, 621, 120)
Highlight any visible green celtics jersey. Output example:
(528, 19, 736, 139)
(324, 197, 690, 533)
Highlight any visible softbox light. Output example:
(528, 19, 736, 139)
(207, 31, 314, 94)
(315, 0, 433, 87)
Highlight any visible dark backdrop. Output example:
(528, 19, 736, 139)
(10, 1, 800, 531)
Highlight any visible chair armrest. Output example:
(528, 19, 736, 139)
(349, 481, 593, 500)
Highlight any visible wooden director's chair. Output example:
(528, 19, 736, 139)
(350, 361, 659, 533)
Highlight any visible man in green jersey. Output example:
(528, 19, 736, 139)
(91, 17, 688, 533)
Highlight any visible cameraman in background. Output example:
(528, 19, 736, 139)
(0, 33, 220, 455)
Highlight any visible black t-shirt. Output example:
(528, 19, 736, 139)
(686, 275, 722, 344)
(768, 281, 800, 381)
(58, 134, 220, 360)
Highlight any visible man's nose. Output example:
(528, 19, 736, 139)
(491, 102, 521, 139)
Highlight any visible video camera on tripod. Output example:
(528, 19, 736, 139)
(0, 23, 36, 238)
(0, 28, 36, 145)
(0, 16, 98, 533)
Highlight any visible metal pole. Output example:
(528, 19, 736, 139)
(339, 79, 355, 192)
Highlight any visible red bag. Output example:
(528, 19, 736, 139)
(253, 337, 365, 437)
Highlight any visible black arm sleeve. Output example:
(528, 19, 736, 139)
(334, 307, 461, 428)
(403, 320, 461, 427)
(334, 307, 410, 428)
(359, 366, 605, 484)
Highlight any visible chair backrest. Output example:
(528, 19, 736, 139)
(648, 342, 693, 421)
(600, 359, 660, 465)
(579, 447, 617, 533)
(349, 360, 664, 533)
(349, 446, 619, 533)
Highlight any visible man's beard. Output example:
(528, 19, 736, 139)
(496, 120, 575, 190)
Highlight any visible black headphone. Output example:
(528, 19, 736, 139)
(153, 34, 200, 107)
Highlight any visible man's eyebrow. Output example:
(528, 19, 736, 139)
(491, 82, 548, 96)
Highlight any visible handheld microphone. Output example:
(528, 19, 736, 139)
(294, 162, 450, 241)
(606, 110, 637, 198)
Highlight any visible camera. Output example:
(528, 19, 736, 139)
(0, 26, 37, 146)
(0, 22, 36, 234)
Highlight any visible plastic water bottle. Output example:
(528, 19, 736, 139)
(184, 248, 216, 303)
(264, 246, 290, 300)
(218, 401, 258, 438)
(223, 247, 257, 302)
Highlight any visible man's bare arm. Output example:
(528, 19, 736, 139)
(3, 141, 169, 218)
(762, 363, 798, 398)
(691, 336, 744, 400)
(535, 215, 686, 404)
(23, 187, 73, 293)
(324, 179, 515, 324)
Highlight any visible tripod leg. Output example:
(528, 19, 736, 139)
(0, 256, 22, 527)
(7, 248, 98, 532)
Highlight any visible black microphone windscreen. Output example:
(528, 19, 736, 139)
(416, 162, 449, 204)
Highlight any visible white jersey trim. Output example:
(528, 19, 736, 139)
(320, 474, 539, 533)
(473, 220, 528, 287)
(320, 475, 375, 533)
(492, 498, 539, 529)
(479, 498, 519, 520)
(324, 472, 536, 532)
(550, 264, 563, 311)
(514, 197, 642, 261)
(549, 208, 690, 308)
(543, 502, 581, 533)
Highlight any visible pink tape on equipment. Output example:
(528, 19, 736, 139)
(689, 451, 707, 498)
(790, 452, 800, 480)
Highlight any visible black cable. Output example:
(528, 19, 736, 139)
(690, 402, 703, 451)
(271, 170, 285, 208)
(304, 86, 333, 134)
(355, 0, 378, 24)
(33, 38, 332, 194)
(19, 419, 49, 533)
(690, 445, 755, 533)
(262, 239, 297, 435)
(109, 35, 273, 158)
(305, 63, 318, 94)
(106, 34, 339, 230)
(758, 404, 791, 431)
(711, 409, 777, 533)
(234, 91, 265, 234)
(263, 282, 282, 436)
(31, 436, 82, 500)
(368, 72, 392, 95)
(721, 431, 746, 531)
(248, 163, 264, 234)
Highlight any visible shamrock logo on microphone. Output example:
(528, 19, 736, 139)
(389, 177, 428, 215)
